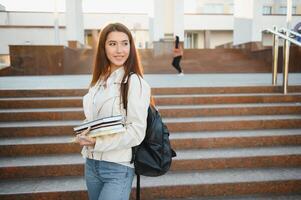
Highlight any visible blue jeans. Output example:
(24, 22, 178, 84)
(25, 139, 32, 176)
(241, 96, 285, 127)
(85, 158, 135, 200)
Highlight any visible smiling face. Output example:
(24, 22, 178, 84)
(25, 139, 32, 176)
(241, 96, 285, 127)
(105, 31, 130, 71)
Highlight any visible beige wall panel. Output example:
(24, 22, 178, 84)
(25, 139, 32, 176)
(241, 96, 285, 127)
(210, 31, 233, 48)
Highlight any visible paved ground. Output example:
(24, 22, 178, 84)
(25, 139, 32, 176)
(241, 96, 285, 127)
(0, 73, 301, 89)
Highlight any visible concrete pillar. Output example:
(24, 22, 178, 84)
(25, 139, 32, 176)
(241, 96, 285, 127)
(233, 0, 263, 45)
(153, 0, 165, 41)
(173, 0, 184, 41)
(152, 0, 184, 55)
(153, 0, 184, 42)
(164, 0, 174, 39)
(204, 30, 211, 48)
(65, 0, 84, 46)
(53, 0, 60, 45)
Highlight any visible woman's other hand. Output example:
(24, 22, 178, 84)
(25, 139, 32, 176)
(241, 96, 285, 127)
(75, 127, 96, 147)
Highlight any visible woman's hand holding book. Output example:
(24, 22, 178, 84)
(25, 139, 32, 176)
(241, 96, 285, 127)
(74, 127, 96, 147)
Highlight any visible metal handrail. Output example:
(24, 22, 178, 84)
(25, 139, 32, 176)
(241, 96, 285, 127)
(280, 27, 301, 38)
(265, 28, 301, 46)
(265, 27, 301, 94)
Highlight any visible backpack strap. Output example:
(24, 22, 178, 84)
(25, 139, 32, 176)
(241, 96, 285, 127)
(136, 174, 140, 200)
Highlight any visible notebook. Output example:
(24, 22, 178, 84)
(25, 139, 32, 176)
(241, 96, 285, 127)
(73, 115, 124, 133)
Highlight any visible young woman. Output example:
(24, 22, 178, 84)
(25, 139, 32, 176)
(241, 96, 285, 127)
(75, 23, 150, 200)
(171, 35, 184, 75)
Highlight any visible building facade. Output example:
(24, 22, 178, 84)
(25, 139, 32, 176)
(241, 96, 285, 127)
(0, 0, 300, 56)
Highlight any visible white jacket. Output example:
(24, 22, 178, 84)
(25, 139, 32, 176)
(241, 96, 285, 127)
(81, 67, 151, 167)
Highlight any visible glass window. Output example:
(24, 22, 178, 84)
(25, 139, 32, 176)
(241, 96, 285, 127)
(278, 6, 297, 14)
(279, 6, 287, 14)
(263, 6, 272, 15)
(293, 6, 297, 14)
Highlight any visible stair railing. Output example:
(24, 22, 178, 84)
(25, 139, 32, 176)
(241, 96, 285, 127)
(265, 26, 301, 94)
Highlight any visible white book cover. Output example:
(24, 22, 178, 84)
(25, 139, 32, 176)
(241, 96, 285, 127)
(89, 126, 126, 137)
(74, 121, 123, 134)
(74, 115, 123, 132)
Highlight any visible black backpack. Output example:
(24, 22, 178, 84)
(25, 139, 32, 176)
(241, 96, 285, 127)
(123, 73, 176, 200)
(131, 105, 176, 176)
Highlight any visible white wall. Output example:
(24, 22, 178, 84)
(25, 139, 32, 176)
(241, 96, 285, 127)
(186, 30, 233, 49)
(262, 32, 273, 46)
(0, 11, 65, 26)
(83, 13, 148, 30)
(0, 27, 67, 53)
(0, 11, 149, 54)
(185, 30, 233, 49)
(184, 14, 233, 30)
(233, 18, 252, 45)
(233, 0, 301, 45)
(0, 4, 5, 11)
(134, 30, 149, 48)
(233, 0, 257, 45)
(210, 31, 233, 48)
(0, 11, 149, 29)
(261, 15, 300, 29)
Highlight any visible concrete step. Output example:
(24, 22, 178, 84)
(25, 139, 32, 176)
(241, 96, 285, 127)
(0, 154, 84, 179)
(1, 128, 301, 156)
(0, 135, 80, 156)
(160, 103, 301, 117)
(132, 168, 301, 199)
(1, 146, 301, 179)
(1, 86, 301, 98)
(0, 86, 300, 200)
(170, 129, 301, 139)
(0, 96, 82, 109)
(170, 129, 301, 149)
(0, 89, 87, 98)
(159, 194, 301, 200)
(1, 103, 300, 121)
(1, 93, 301, 108)
(0, 168, 300, 199)
(155, 93, 301, 105)
(165, 115, 301, 132)
(172, 146, 301, 171)
(152, 86, 301, 95)
(0, 107, 84, 121)
(1, 116, 301, 138)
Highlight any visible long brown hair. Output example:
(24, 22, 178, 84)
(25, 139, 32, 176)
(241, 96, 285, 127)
(90, 23, 146, 108)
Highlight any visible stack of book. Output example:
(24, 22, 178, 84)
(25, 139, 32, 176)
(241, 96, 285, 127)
(74, 115, 125, 138)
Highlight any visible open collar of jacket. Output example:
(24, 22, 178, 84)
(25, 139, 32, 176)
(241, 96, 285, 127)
(84, 67, 129, 120)
(95, 67, 128, 88)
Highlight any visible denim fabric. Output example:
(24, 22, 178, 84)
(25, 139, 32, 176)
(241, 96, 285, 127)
(85, 158, 135, 200)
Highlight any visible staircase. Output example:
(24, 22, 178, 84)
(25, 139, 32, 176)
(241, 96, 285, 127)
(0, 86, 301, 200)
